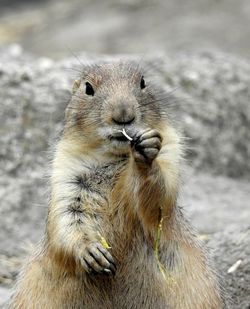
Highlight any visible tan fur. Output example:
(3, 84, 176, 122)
(10, 61, 223, 308)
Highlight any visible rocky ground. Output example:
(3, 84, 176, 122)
(0, 46, 249, 307)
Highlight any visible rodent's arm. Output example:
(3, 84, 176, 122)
(114, 126, 181, 234)
(47, 182, 98, 260)
(46, 146, 116, 274)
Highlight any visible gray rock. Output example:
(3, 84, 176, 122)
(181, 168, 250, 234)
(0, 46, 71, 258)
(143, 51, 250, 179)
(207, 226, 250, 309)
(0, 286, 11, 308)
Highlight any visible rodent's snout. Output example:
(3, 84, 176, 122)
(111, 101, 136, 125)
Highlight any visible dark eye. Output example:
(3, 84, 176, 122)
(85, 82, 95, 96)
(140, 76, 146, 89)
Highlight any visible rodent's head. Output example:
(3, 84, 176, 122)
(65, 61, 168, 155)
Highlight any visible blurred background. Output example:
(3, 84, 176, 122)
(0, 0, 250, 307)
(1, 0, 250, 58)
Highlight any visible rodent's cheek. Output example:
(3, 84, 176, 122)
(96, 126, 112, 140)
(99, 106, 115, 126)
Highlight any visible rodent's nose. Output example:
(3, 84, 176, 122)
(112, 116, 135, 125)
(111, 104, 135, 125)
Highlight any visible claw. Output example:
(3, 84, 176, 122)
(81, 242, 116, 275)
(132, 129, 162, 164)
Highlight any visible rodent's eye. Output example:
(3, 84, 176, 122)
(140, 76, 146, 89)
(85, 82, 95, 96)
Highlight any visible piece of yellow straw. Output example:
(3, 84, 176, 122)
(154, 206, 176, 284)
(98, 232, 111, 249)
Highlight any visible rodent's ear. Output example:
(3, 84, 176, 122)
(72, 79, 81, 94)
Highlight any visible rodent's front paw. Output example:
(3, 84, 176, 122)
(132, 129, 162, 165)
(80, 242, 116, 275)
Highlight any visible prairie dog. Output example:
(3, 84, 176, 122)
(10, 61, 223, 308)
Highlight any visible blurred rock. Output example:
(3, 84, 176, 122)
(1, 0, 250, 60)
(0, 45, 71, 258)
(144, 51, 250, 178)
(207, 226, 250, 309)
(181, 168, 250, 234)
(0, 286, 11, 308)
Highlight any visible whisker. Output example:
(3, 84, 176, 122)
(138, 87, 180, 108)
(66, 46, 87, 71)
(63, 67, 84, 74)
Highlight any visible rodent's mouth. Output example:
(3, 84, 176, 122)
(106, 133, 131, 154)
(108, 127, 137, 144)
(109, 132, 130, 143)
(99, 126, 139, 152)
(111, 135, 128, 142)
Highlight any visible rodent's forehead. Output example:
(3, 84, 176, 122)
(83, 61, 143, 86)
